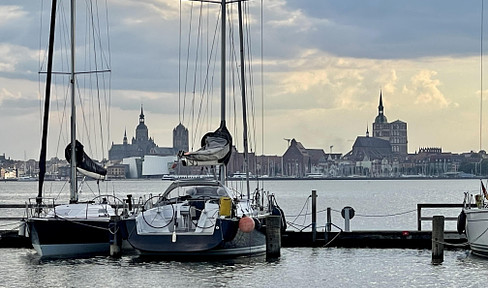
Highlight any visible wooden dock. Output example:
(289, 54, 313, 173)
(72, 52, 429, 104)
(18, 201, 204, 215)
(281, 230, 467, 249)
(0, 201, 470, 250)
(0, 229, 468, 250)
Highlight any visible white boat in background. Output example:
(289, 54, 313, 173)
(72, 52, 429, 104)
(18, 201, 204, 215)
(459, 181, 488, 257)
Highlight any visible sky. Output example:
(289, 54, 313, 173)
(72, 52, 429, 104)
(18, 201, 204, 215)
(0, 0, 487, 161)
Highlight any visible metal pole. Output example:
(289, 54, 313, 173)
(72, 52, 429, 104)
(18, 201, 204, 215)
(344, 208, 351, 232)
(312, 190, 317, 243)
(70, 0, 78, 203)
(237, 1, 251, 199)
(220, 0, 226, 122)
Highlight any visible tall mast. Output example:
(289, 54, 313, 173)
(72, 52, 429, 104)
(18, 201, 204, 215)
(70, 0, 78, 203)
(220, 0, 226, 125)
(218, 0, 227, 183)
(238, 1, 251, 199)
(38, 0, 58, 203)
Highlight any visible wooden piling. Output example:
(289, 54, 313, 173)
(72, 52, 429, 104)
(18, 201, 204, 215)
(326, 207, 332, 232)
(266, 215, 281, 258)
(432, 215, 444, 265)
(312, 190, 317, 243)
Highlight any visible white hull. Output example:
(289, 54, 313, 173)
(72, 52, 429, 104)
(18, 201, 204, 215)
(464, 208, 488, 256)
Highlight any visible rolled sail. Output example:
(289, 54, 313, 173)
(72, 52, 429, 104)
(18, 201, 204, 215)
(181, 123, 232, 166)
(65, 140, 107, 180)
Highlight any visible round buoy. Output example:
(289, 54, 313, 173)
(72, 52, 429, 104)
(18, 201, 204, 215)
(239, 216, 255, 233)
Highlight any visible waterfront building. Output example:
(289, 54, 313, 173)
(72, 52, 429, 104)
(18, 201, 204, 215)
(282, 139, 330, 177)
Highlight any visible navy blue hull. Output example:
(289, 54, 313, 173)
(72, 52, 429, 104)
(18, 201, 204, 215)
(122, 218, 266, 257)
(28, 218, 111, 257)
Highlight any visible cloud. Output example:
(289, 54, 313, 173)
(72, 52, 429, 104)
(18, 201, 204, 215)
(0, 5, 27, 26)
(404, 70, 450, 108)
(0, 44, 38, 74)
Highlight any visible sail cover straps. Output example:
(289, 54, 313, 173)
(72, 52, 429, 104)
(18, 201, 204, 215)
(65, 140, 107, 180)
(180, 123, 233, 166)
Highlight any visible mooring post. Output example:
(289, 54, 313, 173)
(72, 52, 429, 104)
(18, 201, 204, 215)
(109, 215, 121, 257)
(312, 190, 317, 243)
(344, 210, 350, 232)
(432, 215, 444, 265)
(326, 207, 332, 232)
(341, 207, 355, 232)
(266, 215, 281, 259)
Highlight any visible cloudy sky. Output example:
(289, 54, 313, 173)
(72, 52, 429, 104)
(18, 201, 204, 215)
(0, 0, 486, 160)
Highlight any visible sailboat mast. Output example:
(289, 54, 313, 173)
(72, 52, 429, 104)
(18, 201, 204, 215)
(218, 0, 227, 183)
(70, 0, 78, 203)
(220, 0, 226, 125)
(238, 1, 251, 199)
(38, 0, 58, 202)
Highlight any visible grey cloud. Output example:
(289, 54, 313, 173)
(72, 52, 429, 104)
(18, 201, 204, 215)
(283, 0, 481, 59)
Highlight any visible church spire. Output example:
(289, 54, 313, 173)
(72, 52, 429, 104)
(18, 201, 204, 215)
(374, 90, 387, 124)
(123, 128, 128, 145)
(139, 104, 145, 124)
(378, 90, 384, 116)
(366, 125, 369, 137)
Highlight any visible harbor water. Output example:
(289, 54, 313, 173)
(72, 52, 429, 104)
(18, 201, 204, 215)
(0, 179, 486, 287)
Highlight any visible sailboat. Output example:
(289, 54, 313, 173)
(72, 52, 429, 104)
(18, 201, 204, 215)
(459, 181, 488, 257)
(458, 2, 488, 258)
(120, 0, 285, 257)
(23, 0, 117, 258)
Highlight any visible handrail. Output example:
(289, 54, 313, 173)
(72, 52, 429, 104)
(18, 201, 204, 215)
(417, 203, 463, 231)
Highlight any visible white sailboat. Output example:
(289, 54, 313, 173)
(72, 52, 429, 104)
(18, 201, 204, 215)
(120, 0, 285, 258)
(460, 181, 488, 256)
(459, 2, 488, 258)
(23, 0, 118, 258)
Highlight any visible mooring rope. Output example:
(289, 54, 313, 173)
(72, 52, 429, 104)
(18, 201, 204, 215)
(432, 239, 470, 247)
(288, 208, 417, 218)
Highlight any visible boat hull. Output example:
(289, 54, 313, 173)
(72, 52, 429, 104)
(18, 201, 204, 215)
(121, 218, 266, 258)
(464, 208, 488, 257)
(27, 218, 112, 258)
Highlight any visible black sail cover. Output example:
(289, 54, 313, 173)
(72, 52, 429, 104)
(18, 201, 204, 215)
(180, 123, 232, 166)
(65, 140, 107, 180)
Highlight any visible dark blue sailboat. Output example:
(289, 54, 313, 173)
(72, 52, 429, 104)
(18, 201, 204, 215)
(120, 0, 284, 258)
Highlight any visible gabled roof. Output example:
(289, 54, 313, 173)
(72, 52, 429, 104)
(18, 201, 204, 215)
(343, 136, 392, 161)
(307, 149, 327, 163)
(391, 119, 406, 124)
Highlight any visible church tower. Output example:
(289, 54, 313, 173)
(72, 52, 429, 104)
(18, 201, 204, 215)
(134, 105, 149, 143)
(373, 90, 390, 140)
(173, 123, 189, 152)
(371, 90, 408, 155)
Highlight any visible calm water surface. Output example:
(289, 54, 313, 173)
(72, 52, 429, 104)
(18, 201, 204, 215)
(0, 179, 485, 287)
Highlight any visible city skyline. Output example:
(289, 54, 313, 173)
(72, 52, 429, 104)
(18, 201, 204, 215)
(1, 1, 488, 160)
